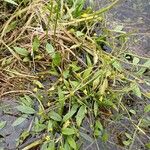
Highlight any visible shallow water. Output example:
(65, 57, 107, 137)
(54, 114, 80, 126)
(87, 0, 150, 56)
(0, 1, 149, 150)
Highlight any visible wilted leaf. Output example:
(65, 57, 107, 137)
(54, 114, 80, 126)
(16, 105, 36, 114)
(12, 115, 28, 126)
(14, 47, 29, 56)
(63, 104, 78, 122)
(0, 121, 6, 130)
(49, 111, 62, 122)
(76, 105, 86, 126)
(67, 136, 77, 149)
(100, 78, 108, 95)
(62, 128, 76, 135)
(4, 0, 18, 6)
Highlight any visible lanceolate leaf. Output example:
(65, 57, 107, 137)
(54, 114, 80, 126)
(67, 136, 77, 149)
(14, 47, 29, 56)
(46, 42, 55, 55)
(80, 132, 93, 143)
(12, 115, 28, 126)
(49, 111, 62, 122)
(16, 105, 36, 114)
(62, 128, 76, 135)
(76, 105, 86, 126)
(63, 104, 79, 122)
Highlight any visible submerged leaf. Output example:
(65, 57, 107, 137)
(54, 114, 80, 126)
(12, 115, 28, 126)
(16, 105, 36, 114)
(0, 121, 6, 130)
(80, 132, 94, 143)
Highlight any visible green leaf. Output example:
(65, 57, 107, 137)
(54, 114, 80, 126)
(138, 60, 150, 75)
(46, 42, 55, 54)
(0, 121, 6, 130)
(94, 101, 98, 117)
(4, 0, 18, 6)
(48, 120, 53, 132)
(145, 142, 150, 149)
(123, 140, 131, 146)
(86, 54, 92, 66)
(12, 115, 28, 126)
(52, 52, 61, 66)
(14, 47, 29, 56)
(16, 105, 36, 114)
(67, 136, 77, 149)
(143, 59, 150, 68)
(64, 140, 71, 150)
(80, 132, 93, 143)
(125, 133, 132, 140)
(76, 105, 86, 126)
(112, 60, 123, 72)
(32, 36, 40, 52)
(24, 95, 33, 106)
(131, 83, 141, 98)
(102, 131, 109, 142)
(82, 67, 92, 79)
(63, 104, 79, 122)
(33, 80, 44, 89)
(49, 111, 62, 122)
(144, 104, 150, 113)
(129, 109, 136, 115)
(113, 25, 126, 33)
(133, 57, 140, 65)
(95, 120, 103, 131)
(76, 31, 84, 37)
(62, 128, 76, 135)
(93, 77, 100, 90)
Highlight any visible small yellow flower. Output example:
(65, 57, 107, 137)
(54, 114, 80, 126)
(45, 135, 50, 141)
